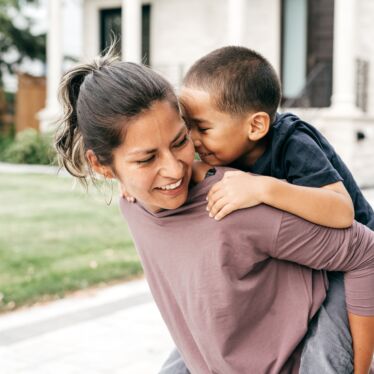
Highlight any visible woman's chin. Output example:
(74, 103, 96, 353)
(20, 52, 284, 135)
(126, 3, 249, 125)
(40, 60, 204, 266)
(146, 193, 187, 213)
(145, 174, 191, 212)
(158, 183, 189, 210)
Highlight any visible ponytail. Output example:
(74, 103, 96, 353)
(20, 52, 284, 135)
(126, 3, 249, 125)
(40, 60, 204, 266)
(55, 46, 119, 183)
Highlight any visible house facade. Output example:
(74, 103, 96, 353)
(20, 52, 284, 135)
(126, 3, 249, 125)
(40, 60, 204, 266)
(40, 0, 374, 185)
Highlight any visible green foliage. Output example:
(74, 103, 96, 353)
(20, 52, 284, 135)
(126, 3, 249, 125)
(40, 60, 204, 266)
(0, 130, 14, 158)
(0, 0, 46, 86)
(0, 0, 46, 129)
(4, 91, 15, 112)
(1, 128, 56, 165)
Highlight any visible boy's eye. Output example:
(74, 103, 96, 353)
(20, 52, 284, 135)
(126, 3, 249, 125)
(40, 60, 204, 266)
(136, 155, 155, 164)
(174, 134, 189, 148)
(198, 127, 208, 133)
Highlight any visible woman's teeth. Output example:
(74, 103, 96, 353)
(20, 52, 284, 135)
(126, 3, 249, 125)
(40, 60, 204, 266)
(159, 179, 183, 190)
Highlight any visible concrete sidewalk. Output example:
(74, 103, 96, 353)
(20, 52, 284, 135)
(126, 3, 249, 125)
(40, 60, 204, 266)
(0, 279, 174, 374)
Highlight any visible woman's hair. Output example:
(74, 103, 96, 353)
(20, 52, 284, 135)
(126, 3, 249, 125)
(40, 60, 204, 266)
(55, 45, 178, 185)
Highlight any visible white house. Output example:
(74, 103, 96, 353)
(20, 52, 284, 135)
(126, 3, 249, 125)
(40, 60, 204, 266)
(40, 0, 374, 186)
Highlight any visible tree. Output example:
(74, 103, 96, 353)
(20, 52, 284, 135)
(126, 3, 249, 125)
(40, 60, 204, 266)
(0, 0, 46, 128)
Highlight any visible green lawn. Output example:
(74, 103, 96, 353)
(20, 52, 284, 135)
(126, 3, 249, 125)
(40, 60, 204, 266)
(0, 173, 143, 313)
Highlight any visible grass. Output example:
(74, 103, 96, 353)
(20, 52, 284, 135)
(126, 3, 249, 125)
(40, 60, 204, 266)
(0, 173, 143, 313)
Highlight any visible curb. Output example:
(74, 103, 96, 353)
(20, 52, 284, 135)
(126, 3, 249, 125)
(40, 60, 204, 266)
(0, 162, 69, 176)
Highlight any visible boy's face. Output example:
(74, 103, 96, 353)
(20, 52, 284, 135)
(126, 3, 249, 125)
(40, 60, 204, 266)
(179, 87, 256, 166)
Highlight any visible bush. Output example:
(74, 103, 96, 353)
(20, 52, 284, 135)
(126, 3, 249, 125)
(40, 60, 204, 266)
(1, 129, 57, 165)
(0, 132, 15, 159)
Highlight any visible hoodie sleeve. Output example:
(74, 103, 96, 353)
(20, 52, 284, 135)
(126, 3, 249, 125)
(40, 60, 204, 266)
(281, 129, 343, 187)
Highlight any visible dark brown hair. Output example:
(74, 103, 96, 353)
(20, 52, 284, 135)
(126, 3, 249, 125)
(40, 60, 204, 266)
(183, 46, 281, 121)
(55, 46, 178, 185)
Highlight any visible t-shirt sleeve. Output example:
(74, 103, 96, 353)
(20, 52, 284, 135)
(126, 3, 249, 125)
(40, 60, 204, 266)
(271, 212, 374, 316)
(282, 130, 343, 187)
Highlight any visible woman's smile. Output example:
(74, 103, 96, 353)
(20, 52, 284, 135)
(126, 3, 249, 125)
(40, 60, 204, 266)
(155, 177, 185, 196)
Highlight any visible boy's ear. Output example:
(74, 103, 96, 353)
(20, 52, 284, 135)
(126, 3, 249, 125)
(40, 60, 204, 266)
(86, 149, 115, 179)
(247, 112, 271, 141)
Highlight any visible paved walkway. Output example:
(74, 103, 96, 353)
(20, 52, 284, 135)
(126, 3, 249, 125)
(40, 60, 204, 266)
(0, 162, 68, 176)
(1, 162, 374, 373)
(0, 279, 174, 374)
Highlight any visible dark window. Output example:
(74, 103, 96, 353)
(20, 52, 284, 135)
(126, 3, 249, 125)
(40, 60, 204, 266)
(142, 5, 151, 65)
(100, 8, 122, 54)
(281, 0, 334, 108)
(100, 5, 151, 64)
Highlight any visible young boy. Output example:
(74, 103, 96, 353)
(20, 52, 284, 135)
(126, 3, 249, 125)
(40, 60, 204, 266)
(165, 46, 374, 374)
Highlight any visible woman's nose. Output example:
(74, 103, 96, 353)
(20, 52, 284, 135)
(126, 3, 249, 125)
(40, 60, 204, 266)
(160, 152, 183, 178)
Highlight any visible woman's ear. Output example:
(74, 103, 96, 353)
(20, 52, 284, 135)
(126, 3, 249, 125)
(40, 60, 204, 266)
(86, 149, 115, 178)
(247, 112, 270, 141)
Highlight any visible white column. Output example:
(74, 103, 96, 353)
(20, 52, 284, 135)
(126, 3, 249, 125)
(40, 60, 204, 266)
(330, 0, 359, 114)
(227, 0, 246, 45)
(122, 0, 142, 63)
(39, 0, 63, 132)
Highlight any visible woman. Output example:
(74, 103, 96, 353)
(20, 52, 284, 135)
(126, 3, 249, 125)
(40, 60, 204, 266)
(55, 49, 374, 373)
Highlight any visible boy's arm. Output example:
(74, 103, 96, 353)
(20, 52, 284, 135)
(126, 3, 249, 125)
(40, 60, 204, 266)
(207, 170, 354, 228)
(272, 213, 374, 374)
(261, 175, 354, 227)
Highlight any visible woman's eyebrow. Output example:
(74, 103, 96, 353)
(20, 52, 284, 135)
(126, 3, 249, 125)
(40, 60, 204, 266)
(127, 127, 186, 156)
(128, 148, 157, 156)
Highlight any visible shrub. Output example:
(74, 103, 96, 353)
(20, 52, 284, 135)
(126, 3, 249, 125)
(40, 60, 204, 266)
(1, 129, 57, 165)
(0, 132, 15, 159)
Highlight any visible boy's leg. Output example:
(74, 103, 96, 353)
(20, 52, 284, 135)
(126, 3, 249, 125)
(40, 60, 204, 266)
(300, 272, 353, 374)
(159, 347, 191, 374)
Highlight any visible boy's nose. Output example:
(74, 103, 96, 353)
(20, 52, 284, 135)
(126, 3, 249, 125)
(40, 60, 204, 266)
(190, 127, 202, 147)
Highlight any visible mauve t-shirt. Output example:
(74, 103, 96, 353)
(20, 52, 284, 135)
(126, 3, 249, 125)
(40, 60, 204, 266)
(120, 167, 374, 374)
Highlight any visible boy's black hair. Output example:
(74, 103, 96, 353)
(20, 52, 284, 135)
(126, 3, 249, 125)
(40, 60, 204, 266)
(183, 46, 282, 122)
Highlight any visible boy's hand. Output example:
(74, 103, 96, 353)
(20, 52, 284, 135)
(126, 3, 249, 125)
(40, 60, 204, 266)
(119, 182, 136, 203)
(207, 171, 264, 220)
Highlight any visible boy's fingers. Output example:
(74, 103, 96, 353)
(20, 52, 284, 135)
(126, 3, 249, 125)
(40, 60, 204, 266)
(207, 181, 222, 201)
(207, 189, 225, 211)
(208, 196, 227, 217)
(120, 186, 136, 203)
(214, 204, 235, 221)
(124, 192, 135, 202)
(223, 171, 238, 178)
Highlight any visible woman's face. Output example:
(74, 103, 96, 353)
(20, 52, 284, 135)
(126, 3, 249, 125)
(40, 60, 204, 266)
(113, 100, 195, 212)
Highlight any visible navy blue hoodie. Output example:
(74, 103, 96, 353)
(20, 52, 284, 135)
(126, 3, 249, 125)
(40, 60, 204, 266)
(248, 112, 374, 230)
